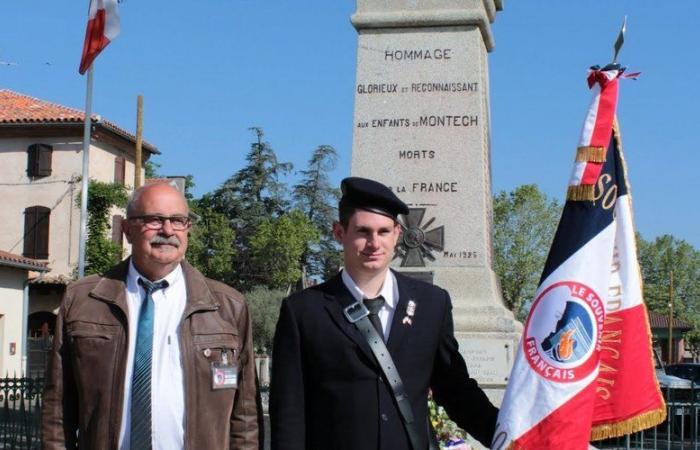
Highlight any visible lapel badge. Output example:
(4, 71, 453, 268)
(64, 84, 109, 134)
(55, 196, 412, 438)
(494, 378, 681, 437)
(402, 300, 417, 326)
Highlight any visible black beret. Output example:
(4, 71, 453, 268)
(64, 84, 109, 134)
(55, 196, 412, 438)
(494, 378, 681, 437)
(339, 177, 409, 220)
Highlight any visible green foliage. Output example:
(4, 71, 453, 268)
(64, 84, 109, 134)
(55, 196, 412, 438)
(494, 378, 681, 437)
(638, 234, 700, 314)
(637, 234, 700, 357)
(249, 210, 320, 289)
(492, 184, 560, 320)
(292, 145, 342, 279)
(208, 127, 293, 289)
(78, 180, 129, 276)
(144, 160, 161, 179)
(186, 199, 236, 282)
(244, 286, 287, 353)
(428, 394, 469, 448)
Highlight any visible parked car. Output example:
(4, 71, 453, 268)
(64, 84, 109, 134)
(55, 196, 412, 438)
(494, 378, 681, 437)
(653, 350, 696, 402)
(666, 363, 700, 384)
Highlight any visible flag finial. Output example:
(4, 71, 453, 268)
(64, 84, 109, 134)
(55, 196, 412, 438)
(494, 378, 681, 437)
(612, 16, 627, 64)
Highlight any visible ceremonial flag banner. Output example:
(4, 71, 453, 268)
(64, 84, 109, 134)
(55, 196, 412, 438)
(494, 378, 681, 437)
(492, 67, 666, 450)
(79, 0, 120, 74)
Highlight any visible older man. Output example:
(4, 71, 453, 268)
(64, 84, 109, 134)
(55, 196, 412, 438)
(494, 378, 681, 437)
(270, 177, 497, 450)
(42, 183, 261, 450)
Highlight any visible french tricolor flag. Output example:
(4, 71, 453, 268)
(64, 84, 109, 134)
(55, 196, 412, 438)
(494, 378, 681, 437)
(79, 0, 120, 74)
(492, 66, 666, 450)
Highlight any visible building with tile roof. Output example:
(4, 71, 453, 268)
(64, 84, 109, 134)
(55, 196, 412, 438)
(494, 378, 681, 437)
(648, 310, 693, 365)
(0, 89, 162, 374)
(0, 250, 48, 374)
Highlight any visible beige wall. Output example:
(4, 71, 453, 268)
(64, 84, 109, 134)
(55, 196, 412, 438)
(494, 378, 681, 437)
(0, 267, 27, 375)
(29, 287, 62, 315)
(0, 136, 142, 277)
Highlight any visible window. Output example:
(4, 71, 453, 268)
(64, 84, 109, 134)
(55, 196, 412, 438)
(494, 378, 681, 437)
(114, 156, 126, 185)
(112, 214, 124, 247)
(27, 144, 53, 178)
(23, 206, 50, 259)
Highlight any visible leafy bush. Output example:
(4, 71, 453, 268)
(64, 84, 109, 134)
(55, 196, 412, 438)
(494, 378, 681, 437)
(244, 286, 287, 353)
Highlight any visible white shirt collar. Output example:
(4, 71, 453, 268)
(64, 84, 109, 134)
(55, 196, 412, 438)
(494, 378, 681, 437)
(127, 259, 183, 294)
(341, 269, 398, 309)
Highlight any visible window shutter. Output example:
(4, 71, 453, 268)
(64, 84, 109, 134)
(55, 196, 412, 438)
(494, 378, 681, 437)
(23, 206, 50, 259)
(23, 207, 38, 257)
(114, 156, 126, 185)
(27, 144, 53, 177)
(112, 214, 124, 246)
(38, 144, 53, 176)
(27, 145, 39, 177)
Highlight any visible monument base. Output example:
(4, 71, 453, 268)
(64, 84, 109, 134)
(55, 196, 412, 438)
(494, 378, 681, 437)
(400, 265, 522, 406)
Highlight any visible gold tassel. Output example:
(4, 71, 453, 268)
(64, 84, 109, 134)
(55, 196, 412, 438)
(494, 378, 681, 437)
(590, 408, 667, 441)
(576, 146, 607, 163)
(567, 184, 595, 201)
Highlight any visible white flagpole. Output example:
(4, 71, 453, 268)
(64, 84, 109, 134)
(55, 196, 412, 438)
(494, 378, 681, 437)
(77, 65, 94, 278)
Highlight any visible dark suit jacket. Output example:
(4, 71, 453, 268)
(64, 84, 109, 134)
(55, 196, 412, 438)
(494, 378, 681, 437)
(270, 270, 498, 450)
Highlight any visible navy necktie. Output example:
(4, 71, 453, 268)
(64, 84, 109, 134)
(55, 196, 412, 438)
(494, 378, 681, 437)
(363, 296, 385, 340)
(131, 277, 168, 450)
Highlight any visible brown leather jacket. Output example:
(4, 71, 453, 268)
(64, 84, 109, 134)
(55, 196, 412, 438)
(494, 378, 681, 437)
(42, 259, 262, 449)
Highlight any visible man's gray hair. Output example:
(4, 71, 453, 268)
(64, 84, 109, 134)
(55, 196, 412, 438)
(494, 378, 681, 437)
(125, 183, 192, 219)
(125, 186, 146, 218)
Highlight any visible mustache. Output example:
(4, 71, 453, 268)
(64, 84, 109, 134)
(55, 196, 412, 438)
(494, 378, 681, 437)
(150, 235, 181, 247)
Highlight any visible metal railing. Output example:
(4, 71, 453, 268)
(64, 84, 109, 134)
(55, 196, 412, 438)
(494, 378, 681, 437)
(1, 375, 698, 450)
(593, 387, 700, 450)
(0, 377, 43, 450)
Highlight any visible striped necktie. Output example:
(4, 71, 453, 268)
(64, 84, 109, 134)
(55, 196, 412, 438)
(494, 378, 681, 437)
(131, 277, 169, 450)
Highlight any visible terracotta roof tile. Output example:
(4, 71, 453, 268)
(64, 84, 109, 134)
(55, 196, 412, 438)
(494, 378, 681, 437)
(29, 274, 74, 285)
(0, 250, 49, 272)
(648, 310, 692, 331)
(0, 89, 159, 154)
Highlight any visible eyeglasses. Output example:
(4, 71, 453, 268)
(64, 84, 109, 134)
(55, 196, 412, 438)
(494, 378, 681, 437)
(128, 215, 191, 231)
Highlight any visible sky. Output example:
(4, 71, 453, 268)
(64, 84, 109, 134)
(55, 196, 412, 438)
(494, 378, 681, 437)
(1, 1, 698, 247)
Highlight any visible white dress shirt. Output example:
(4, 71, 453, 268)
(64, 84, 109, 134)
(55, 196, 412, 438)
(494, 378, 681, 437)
(341, 269, 399, 341)
(119, 261, 187, 450)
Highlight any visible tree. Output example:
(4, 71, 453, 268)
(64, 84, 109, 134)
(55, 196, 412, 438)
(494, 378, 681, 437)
(249, 210, 320, 289)
(492, 184, 560, 320)
(186, 197, 236, 282)
(144, 160, 161, 179)
(208, 127, 293, 289)
(79, 180, 128, 276)
(637, 234, 700, 315)
(637, 234, 700, 359)
(293, 145, 342, 279)
(244, 286, 287, 352)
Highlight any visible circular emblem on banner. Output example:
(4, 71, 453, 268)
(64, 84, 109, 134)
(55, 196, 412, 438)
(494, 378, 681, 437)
(523, 281, 605, 383)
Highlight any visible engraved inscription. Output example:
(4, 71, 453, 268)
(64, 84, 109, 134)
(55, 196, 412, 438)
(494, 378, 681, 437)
(356, 81, 478, 95)
(389, 182, 458, 193)
(358, 115, 479, 128)
(356, 83, 398, 94)
(384, 48, 452, 61)
(418, 115, 478, 127)
(443, 250, 478, 259)
(370, 118, 410, 127)
(411, 182, 457, 193)
(459, 339, 513, 385)
(398, 150, 435, 159)
(411, 82, 478, 93)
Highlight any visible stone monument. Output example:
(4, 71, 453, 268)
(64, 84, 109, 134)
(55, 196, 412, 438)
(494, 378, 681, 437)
(350, 0, 521, 405)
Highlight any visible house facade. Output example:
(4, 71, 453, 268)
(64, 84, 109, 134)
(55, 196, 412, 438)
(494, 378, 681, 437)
(0, 251, 48, 375)
(0, 89, 159, 374)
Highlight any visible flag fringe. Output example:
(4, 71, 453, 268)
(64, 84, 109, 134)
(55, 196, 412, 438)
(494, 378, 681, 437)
(588, 120, 668, 443)
(590, 407, 667, 441)
(567, 184, 595, 201)
(576, 146, 607, 162)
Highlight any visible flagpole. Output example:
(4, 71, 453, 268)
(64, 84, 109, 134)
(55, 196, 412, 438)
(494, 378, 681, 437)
(77, 65, 94, 278)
